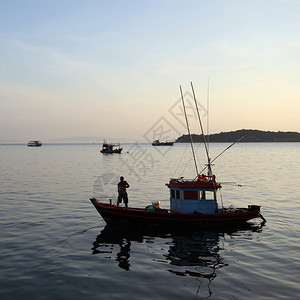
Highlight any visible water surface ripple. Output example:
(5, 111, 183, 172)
(0, 143, 299, 299)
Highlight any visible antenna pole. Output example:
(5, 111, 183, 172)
(190, 82, 212, 177)
(207, 79, 210, 152)
(180, 85, 199, 175)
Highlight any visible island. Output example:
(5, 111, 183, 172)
(175, 129, 300, 143)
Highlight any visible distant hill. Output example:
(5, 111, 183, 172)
(175, 129, 300, 143)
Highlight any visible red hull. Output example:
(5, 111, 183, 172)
(90, 198, 262, 229)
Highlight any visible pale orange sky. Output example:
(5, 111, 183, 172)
(0, 0, 299, 142)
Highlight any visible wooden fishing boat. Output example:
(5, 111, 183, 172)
(91, 83, 266, 229)
(90, 197, 263, 229)
(27, 140, 42, 147)
(90, 175, 264, 228)
(152, 139, 174, 146)
(100, 141, 122, 154)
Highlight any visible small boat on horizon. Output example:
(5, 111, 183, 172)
(152, 139, 174, 146)
(100, 141, 122, 154)
(27, 140, 42, 147)
(91, 83, 266, 229)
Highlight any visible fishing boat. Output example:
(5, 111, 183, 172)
(91, 83, 266, 229)
(100, 141, 122, 154)
(152, 140, 174, 146)
(90, 196, 264, 229)
(27, 140, 42, 147)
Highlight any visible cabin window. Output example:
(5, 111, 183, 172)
(175, 190, 180, 199)
(184, 190, 198, 200)
(170, 189, 175, 198)
(200, 191, 214, 200)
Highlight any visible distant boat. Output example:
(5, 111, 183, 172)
(152, 140, 174, 146)
(100, 141, 122, 154)
(27, 140, 42, 147)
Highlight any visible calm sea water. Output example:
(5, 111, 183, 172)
(0, 143, 299, 299)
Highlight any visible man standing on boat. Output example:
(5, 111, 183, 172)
(117, 176, 130, 208)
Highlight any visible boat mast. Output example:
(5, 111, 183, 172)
(190, 82, 218, 206)
(180, 85, 199, 175)
(190, 82, 212, 177)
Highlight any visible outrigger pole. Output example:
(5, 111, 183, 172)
(180, 85, 199, 175)
(196, 135, 245, 177)
(190, 81, 212, 177)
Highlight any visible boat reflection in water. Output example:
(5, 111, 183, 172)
(92, 223, 263, 278)
(165, 231, 222, 281)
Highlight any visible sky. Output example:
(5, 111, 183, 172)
(0, 0, 299, 142)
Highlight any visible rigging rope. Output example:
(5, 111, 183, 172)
(173, 143, 189, 177)
(173, 143, 207, 179)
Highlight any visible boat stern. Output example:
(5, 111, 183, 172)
(248, 205, 261, 212)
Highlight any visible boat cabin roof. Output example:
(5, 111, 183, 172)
(166, 177, 221, 190)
